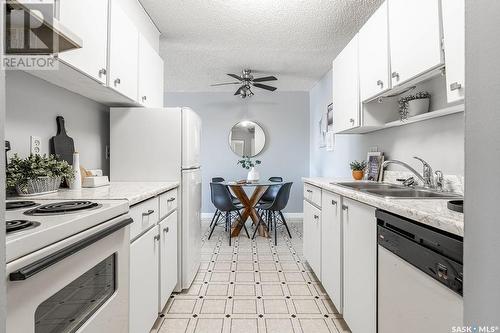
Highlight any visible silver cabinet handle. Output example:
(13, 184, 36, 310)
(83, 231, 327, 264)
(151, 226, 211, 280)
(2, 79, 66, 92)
(167, 197, 176, 202)
(154, 234, 160, 241)
(142, 209, 154, 217)
(163, 227, 169, 233)
(114, 78, 121, 86)
(450, 82, 462, 91)
(331, 200, 337, 206)
(98, 68, 106, 77)
(342, 205, 348, 211)
(391, 72, 400, 81)
(377, 80, 384, 88)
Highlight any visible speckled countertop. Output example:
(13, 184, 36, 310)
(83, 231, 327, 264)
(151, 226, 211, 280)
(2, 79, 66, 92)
(303, 177, 464, 237)
(10, 182, 179, 206)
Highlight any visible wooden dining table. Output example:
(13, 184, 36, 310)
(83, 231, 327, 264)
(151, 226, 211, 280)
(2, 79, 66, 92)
(221, 181, 284, 238)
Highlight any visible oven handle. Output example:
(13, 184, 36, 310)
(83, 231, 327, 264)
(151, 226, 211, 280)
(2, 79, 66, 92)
(9, 217, 133, 281)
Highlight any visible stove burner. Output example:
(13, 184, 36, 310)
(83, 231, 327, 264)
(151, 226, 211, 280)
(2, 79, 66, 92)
(6, 201, 39, 210)
(24, 201, 101, 216)
(6, 220, 40, 233)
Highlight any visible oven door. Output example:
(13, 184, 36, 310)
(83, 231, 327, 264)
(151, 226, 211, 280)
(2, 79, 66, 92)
(6, 215, 131, 333)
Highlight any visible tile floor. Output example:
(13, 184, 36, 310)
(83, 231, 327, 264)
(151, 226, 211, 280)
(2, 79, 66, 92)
(156, 218, 350, 333)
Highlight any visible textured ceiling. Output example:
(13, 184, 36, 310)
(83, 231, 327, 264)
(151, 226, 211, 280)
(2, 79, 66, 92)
(140, 0, 383, 92)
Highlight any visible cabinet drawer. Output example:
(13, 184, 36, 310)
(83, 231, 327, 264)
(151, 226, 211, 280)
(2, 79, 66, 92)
(304, 183, 322, 208)
(159, 188, 178, 219)
(129, 197, 159, 240)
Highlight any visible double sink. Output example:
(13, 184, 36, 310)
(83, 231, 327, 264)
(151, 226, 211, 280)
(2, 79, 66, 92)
(334, 181, 462, 199)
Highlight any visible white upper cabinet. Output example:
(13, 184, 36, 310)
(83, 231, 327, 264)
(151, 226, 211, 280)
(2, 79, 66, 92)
(442, 0, 465, 103)
(333, 34, 360, 133)
(58, 0, 109, 84)
(138, 34, 165, 107)
(359, 1, 390, 101)
(388, 0, 443, 86)
(109, 0, 139, 100)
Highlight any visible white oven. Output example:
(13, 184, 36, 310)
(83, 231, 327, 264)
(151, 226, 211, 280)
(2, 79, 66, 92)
(6, 215, 132, 333)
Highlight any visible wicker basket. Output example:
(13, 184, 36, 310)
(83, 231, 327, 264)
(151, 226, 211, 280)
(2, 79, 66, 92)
(16, 176, 62, 196)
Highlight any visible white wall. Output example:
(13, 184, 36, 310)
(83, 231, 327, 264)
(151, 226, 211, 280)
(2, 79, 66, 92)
(165, 92, 310, 213)
(5, 71, 110, 175)
(464, 0, 500, 327)
(310, 69, 464, 177)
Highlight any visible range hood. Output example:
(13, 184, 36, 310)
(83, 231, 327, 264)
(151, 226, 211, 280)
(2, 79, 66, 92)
(5, 0, 82, 55)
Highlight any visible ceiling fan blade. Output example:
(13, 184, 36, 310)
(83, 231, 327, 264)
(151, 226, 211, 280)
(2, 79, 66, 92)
(227, 73, 243, 81)
(252, 76, 277, 82)
(253, 83, 277, 91)
(210, 82, 241, 86)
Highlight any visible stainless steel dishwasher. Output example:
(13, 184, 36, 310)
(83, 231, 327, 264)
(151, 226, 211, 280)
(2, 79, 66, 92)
(377, 210, 463, 333)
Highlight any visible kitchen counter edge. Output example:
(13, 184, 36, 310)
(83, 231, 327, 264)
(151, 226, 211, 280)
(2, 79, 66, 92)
(303, 177, 464, 237)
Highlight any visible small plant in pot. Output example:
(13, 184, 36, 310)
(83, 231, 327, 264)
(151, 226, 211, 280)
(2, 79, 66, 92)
(398, 91, 431, 121)
(349, 160, 367, 181)
(6, 154, 74, 196)
(237, 156, 262, 182)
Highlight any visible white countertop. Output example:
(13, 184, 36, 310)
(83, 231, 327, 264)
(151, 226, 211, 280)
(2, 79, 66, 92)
(10, 182, 180, 206)
(303, 177, 464, 237)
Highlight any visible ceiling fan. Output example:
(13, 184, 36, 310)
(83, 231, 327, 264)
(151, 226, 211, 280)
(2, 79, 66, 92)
(211, 69, 278, 98)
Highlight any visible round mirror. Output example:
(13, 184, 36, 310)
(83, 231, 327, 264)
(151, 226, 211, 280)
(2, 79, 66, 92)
(229, 121, 266, 157)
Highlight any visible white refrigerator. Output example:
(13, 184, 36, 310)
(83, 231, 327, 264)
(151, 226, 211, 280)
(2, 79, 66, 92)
(110, 107, 202, 291)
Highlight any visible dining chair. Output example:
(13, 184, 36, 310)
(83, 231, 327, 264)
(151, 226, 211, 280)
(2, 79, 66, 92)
(209, 182, 250, 245)
(254, 182, 293, 245)
(258, 177, 283, 230)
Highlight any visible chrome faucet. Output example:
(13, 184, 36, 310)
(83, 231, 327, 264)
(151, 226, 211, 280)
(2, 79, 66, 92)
(413, 156, 435, 188)
(381, 156, 438, 189)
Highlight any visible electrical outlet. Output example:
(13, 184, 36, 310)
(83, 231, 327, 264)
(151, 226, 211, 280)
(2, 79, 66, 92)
(369, 146, 379, 153)
(30, 136, 42, 155)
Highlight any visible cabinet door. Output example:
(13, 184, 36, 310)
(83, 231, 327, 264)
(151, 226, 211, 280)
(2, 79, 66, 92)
(58, 0, 108, 83)
(333, 35, 360, 133)
(159, 211, 178, 311)
(442, 0, 465, 103)
(321, 191, 343, 313)
(388, 0, 442, 86)
(138, 35, 164, 107)
(130, 227, 160, 333)
(342, 198, 377, 333)
(359, 1, 390, 101)
(303, 200, 322, 277)
(109, 0, 139, 100)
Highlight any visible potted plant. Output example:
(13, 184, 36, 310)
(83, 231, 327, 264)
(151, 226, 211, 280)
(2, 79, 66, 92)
(398, 91, 431, 120)
(349, 160, 367, 180)
(6, 154, 74, 196)
(237, 156, 262, 182)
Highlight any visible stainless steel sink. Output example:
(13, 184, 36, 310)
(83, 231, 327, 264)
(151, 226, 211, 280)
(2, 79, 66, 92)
(334, 182, 463, 200)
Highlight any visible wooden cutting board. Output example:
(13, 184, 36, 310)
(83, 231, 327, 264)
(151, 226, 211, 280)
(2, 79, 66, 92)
(50, 116, 75, 165)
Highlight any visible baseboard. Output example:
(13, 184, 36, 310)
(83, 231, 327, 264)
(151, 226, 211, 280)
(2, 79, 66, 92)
(202, 212, 303, 220)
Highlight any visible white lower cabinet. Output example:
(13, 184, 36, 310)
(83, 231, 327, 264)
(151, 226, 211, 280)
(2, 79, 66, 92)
(321, 191, 343, 314)
(303, 200, 322, 278)
(130, 226, 160, 333)
(342, 198, 377, 333)
(159, 211, 178, 311)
